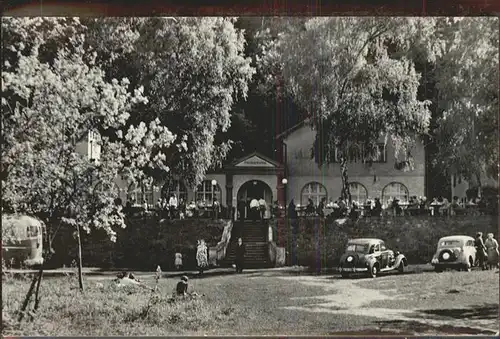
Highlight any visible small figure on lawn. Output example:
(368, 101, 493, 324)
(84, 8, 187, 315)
(174, 250, 183, 270)
(196, 239, 208, 275)
(176, 276, 189, 296)
(116, 271, 140, 282)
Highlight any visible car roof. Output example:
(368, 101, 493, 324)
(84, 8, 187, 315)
(348, 238, 382, 244)
(438, 235, 474, 242)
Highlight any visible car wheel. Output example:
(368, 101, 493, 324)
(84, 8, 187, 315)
(398, 262, 405, 274)
(434, 267, 443, 273)
(341, 272, 350, 279)
(369, 264, 378, 278)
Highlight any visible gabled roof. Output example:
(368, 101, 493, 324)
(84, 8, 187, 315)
(275, 118, 311, 140)
(229, 151, 282, 168)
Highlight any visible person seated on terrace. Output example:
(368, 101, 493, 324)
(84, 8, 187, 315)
(338, 198, 348, 216)
(439, 196, 450, 216)
(419, 196, 427, 214)
(372, 198, 382, 217)
(305, 198, 315, 215)
(317, 197, 326, 218)
(349, 201, 359, 219)
(450, 196, 463, 215)
(327, 198, 335, 208)
(391, 198, 402, 216)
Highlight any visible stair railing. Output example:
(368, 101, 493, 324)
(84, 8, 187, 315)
(213, 220, 233, 265)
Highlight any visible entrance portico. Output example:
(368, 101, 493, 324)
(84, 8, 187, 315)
(223, 152, 285, 220)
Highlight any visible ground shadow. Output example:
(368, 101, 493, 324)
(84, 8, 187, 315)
(420, 303, 499, 321)
(370, 319, 498, 335)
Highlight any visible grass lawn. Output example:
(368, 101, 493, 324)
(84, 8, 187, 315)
(2, 268, 499, 336)
(1, 270, 378, 336)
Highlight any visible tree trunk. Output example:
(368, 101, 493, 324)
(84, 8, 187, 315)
(76, 223, 84, 291)
(33, 266, 43, 312)
(340, 156, 352, 203)
(18, 272, 39, 322)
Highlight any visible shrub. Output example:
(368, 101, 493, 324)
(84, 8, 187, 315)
(272, 215, 498, 269)
(48, 217, 230, 270)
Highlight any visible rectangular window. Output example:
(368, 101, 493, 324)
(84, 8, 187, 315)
(332, 143, 386, 163)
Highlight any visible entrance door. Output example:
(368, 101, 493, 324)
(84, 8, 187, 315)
(237, 181, 273, 220)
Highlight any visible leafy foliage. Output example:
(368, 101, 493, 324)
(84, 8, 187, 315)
(84, 17, 255, 187)
(259, 17, 433, 200)
(1, 18, 175, 241)
(431, 17, 499, 183)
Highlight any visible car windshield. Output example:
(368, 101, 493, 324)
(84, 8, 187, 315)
(439, 240, 462, 247)
(346, 243, 370, 253)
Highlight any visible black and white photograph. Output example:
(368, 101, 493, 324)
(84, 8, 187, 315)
(1, 13, 499, 337)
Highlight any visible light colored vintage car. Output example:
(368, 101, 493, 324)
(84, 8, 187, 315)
(431, 235, 476, 272)
(338, 238, 408, 278)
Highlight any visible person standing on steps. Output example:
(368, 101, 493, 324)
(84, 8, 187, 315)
(258, 197, 267, 222)
(235, 237, 246, 273)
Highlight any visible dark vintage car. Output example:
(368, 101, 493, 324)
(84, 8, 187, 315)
(338, 238, 408, 278)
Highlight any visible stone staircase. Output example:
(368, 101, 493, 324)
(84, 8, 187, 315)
(221, 220, 271, 268)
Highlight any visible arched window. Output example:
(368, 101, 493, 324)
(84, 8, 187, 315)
(127, 182, 154, 207)
(162, 180, 187, 202)
(349, 182, 368, 205)
(382, 182, 409, 206)
(196, 180, 221, 205)
(301, 182, 327, 206)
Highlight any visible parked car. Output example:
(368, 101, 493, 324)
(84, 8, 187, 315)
(430, 235, 476, 272)
(338, 238, 408, 278)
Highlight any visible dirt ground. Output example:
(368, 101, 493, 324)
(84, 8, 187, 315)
(277, 269, 499, 335)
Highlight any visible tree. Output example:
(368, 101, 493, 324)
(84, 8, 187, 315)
(431, 17, 499, 187)
(83, 17, 255, 187)
(1, 18, 176, 295)
(258, 17, 433, 201)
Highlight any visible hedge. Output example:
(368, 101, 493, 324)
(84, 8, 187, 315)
(48, 217, 229, 271)
(271, 215, 498, 270)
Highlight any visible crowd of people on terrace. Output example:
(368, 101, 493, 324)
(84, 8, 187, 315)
(283, 194, 492, 219)
(122, 191, 493, 220)
(125, 193, 222, 219)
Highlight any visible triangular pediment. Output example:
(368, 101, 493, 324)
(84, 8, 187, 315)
(233, 153, 278, 168)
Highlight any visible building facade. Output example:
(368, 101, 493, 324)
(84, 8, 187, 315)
(78, 123, 427, 218)
(280, 123, 426, 208)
